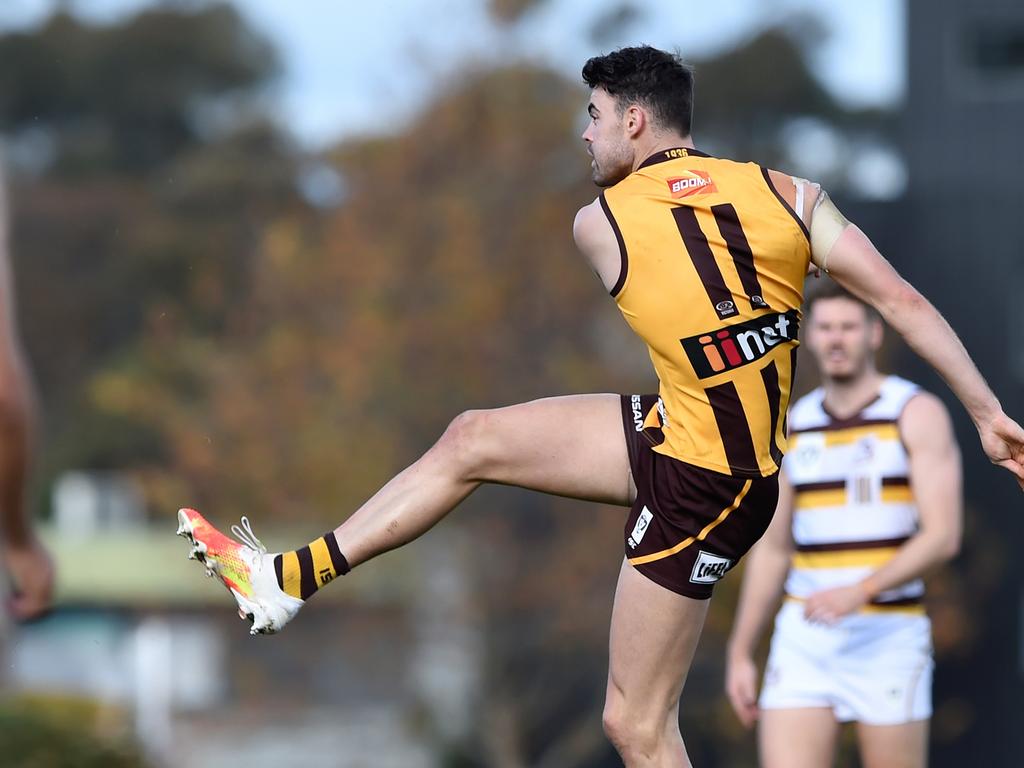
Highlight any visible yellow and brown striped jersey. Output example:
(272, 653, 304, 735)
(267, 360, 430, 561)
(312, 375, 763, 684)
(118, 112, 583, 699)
(601, 147, 810, 477)
(783, 376, 924, 611)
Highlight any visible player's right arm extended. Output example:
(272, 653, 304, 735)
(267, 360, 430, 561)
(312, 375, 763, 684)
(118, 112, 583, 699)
(810, 192, 1024, 489)
(725, 476, 795, 728)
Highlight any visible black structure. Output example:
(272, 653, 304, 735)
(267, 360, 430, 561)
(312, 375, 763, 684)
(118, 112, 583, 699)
(841, 2, 1024, 764)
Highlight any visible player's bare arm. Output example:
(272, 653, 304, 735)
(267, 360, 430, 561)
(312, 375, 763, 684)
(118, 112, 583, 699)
(0, 172, 52, 620)
(802, 392, 962, 624)
(725, 476, 795, 728)
(808, 191, 1024, 488)
(573, 198, 622, 292)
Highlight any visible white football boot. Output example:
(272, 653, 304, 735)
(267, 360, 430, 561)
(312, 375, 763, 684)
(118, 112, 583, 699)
(176, 508, 304, 635)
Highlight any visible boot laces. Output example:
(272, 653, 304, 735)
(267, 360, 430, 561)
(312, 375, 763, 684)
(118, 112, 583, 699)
(230, 516, 267, 554)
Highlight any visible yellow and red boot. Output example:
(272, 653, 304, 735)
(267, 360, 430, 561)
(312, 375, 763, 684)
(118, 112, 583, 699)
(176, 508, 304, 635)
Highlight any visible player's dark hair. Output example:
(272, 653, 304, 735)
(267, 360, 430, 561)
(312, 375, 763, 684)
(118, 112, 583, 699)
(582, 45, 694, 136)
(805, 278, 880, 320)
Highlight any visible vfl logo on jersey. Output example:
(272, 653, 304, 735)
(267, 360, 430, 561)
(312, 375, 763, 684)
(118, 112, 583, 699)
(627, 506, 654, 549)
(680, 309, 800, 379)
(690, 550, 732, 584)
(666, 171, 717, 199)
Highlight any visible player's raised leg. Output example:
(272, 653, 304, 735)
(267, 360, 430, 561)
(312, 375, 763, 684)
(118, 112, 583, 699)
(759, 708, 840, 768)
(602, 559, 709, 768)
(179, 394, 635, 632)
(856, 720, 928, 768)
(335, 393, 634, 567)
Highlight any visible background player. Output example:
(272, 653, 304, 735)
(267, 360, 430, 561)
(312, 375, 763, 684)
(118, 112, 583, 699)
(178, 47, 1024, 767)
(0, 159, 52, 629)
(725, 279, 961, 768)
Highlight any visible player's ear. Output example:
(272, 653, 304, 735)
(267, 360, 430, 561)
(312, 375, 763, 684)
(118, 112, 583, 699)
(624, 104, 645, 137)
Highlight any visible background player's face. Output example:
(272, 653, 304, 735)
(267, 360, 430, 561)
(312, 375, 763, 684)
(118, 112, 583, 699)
(582, 87, 633, 187)
(806, 297, 883, 382)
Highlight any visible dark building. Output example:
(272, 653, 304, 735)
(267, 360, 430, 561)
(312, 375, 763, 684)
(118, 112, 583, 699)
(852, 1, 1024, 764)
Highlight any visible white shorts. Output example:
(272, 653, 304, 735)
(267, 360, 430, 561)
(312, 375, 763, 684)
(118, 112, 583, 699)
(758, 600, 933, 725)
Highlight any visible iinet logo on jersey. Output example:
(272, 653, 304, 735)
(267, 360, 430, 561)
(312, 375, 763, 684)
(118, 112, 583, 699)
(680, 309, 800, 379)
(666, 171, 716, 199)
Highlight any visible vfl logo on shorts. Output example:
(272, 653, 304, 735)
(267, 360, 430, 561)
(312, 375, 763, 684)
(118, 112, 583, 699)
(627, 506, 653, 549)
(690, 550, 732, 584)
(680, 309, 800, 379)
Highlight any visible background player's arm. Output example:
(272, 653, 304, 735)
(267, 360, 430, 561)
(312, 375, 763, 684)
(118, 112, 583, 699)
(803, 393, 962, 624)
(725, 476, 795, 728)
(0, 169, 51, 620)
(573, 199, 622, 292)
(808, 191, 1024, 489)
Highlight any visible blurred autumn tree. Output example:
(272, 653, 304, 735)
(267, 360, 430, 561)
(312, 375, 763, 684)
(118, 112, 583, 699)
(0, 5, 911, 766)
(3, 5, 303, 493)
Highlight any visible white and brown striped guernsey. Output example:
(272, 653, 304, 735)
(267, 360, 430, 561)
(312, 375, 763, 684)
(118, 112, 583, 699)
(601, 147, 810, 478)
(783, 376, 925, 613)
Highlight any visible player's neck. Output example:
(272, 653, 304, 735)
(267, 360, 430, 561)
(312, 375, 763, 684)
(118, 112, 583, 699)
(631, 134, 695, 172)
(821, 370, 885, 420)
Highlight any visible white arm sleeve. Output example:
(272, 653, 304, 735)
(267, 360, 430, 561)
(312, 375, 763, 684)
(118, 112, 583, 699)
(807, 188, 850, 273)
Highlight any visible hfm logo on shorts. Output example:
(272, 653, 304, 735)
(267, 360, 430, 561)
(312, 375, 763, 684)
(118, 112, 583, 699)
(690, 550, 732, 584)
(627, 506, 654, 549)
(680, 309, 800, 379)
(666, 171, 717, 199)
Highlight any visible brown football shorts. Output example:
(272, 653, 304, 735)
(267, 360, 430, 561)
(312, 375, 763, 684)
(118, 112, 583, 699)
(620, 394, 780, 599)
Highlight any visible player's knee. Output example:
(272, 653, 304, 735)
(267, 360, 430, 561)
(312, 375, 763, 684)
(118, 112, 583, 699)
(439, 409, 495, 475)
(601, 705, 627, 753)
(602, 703, 661, 760)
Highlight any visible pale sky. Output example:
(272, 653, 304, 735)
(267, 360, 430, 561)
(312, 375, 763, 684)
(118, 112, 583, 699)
(0, 0, 906, 149)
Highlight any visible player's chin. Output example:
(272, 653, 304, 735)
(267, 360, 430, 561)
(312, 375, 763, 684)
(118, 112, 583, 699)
(592, 168, 623, 188)
(822, 362, 857, 380)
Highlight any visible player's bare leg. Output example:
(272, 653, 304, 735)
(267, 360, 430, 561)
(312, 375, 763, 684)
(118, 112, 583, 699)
(334, 393, 635, 566)
(759, 707, 840, 768)
(179, 393, 635, 633)
(602, 559, 709, 768)
(856, 720, 928, 768)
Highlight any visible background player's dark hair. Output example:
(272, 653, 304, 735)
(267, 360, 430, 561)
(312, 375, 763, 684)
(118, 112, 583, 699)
(582, 46, 694, 136)
(805, 277, 881, 320)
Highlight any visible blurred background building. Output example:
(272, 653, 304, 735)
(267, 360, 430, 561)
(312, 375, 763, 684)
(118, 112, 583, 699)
(0, 0, 1020, 765)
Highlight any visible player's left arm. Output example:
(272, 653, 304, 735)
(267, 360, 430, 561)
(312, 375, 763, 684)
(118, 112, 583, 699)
(573, 198, 622, 292)
(803, 392, 962, 624)
(807, 189, 1024, 490)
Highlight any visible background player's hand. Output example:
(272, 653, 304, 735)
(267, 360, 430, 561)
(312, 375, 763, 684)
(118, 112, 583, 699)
(3, 536, 54, 620)
(725, 652, 760, 728)
(803, 584, 866, 625)
(977, 410, 1024, 490)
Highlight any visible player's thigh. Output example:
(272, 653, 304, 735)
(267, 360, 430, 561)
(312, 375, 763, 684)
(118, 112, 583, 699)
(759, 707, 839, 768)
(856, 720, 928, 768)
(605, 559, 709, 722)
(462, 393, 634, 505)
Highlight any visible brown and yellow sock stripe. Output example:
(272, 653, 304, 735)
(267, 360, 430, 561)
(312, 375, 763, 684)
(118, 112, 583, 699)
(273, 533, 350, 600)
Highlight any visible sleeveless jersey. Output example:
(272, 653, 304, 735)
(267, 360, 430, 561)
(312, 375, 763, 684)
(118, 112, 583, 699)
(782, 376, 925, 610)
(601, 148, 810, 477)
